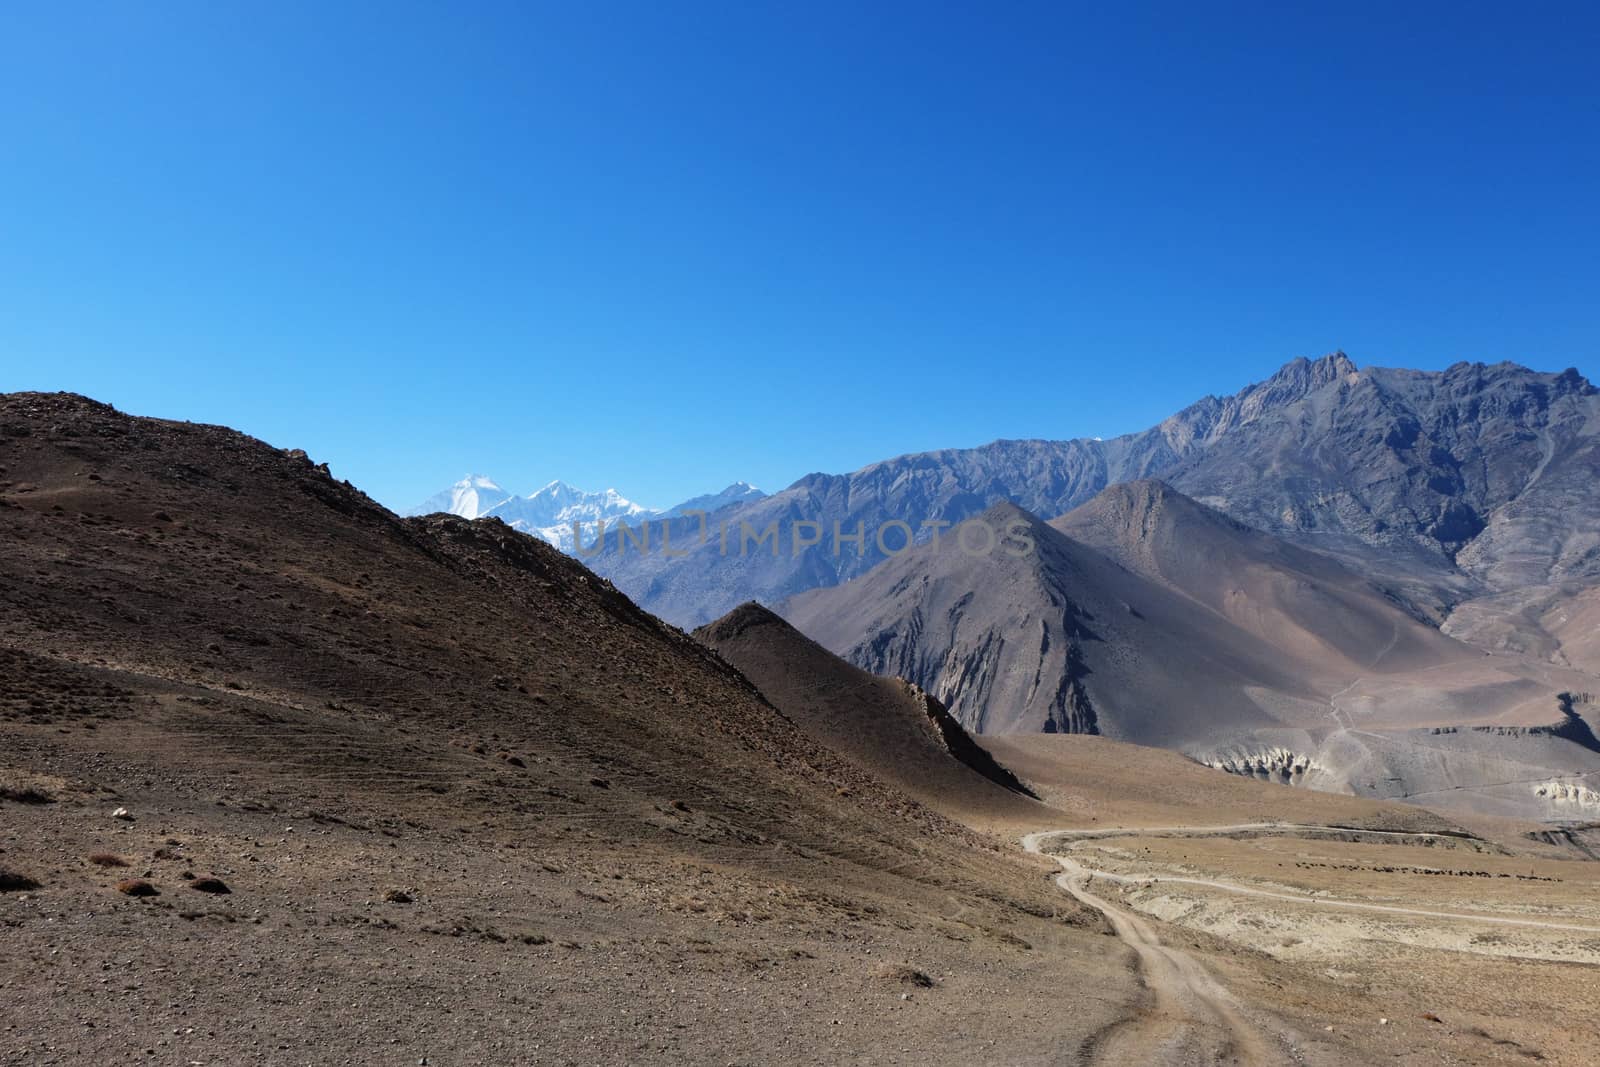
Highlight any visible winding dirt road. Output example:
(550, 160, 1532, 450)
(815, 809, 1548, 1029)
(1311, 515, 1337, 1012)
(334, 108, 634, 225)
(1031, 823, 1600, 935)
(1021, 830, 1285, 1066)
(1026, 820, 1600, 1065)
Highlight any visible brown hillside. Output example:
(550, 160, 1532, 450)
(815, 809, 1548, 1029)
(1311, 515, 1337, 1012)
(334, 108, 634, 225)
(694, 602, 1041, 827)
(0, 392, 1125, 1065)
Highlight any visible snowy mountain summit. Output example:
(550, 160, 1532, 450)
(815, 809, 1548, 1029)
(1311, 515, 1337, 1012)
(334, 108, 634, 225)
(486, 480, 656, 551)
(407, 475, 511, 520)
(407, 475, 765, 554)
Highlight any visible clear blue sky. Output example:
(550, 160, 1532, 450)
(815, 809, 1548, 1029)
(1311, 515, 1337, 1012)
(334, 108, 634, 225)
(2, 2, 1596, 511)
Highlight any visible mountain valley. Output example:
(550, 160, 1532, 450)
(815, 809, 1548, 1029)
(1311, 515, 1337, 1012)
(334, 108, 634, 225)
(6, 373, 1600, 1065)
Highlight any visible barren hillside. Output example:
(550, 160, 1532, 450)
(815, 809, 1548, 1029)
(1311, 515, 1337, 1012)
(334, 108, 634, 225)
(0, 392, 1125, 1065)
(695, 602, 1042, 827)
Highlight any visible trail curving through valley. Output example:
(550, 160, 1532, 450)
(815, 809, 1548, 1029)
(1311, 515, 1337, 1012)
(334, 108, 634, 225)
(1025, 820, 1600, 1064)
(1022, 830, 1284, 1066)
(1030, 823, 1600, 934)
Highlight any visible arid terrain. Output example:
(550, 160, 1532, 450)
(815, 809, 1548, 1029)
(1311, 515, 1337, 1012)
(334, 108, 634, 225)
(785, 485, 1600, 820)
(4, 392, 1600, 1065)
(991, 736, 1600, 1065)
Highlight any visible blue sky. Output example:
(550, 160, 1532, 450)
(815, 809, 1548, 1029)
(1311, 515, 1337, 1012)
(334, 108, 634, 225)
(2, 2, 1596, 511)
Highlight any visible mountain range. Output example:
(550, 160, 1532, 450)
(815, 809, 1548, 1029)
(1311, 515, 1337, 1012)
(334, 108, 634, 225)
(407, 476, 765, 552)
(20, 388, 1579, 1062)
(582, 354, 1600, 648)
(386, 354, 1600, 818)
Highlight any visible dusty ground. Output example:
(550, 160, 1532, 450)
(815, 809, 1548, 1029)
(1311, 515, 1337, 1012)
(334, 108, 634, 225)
(999, 736, 1600, 1065)
(1, 756, 1130, 1067)
(1064, 826, 1600, 1064)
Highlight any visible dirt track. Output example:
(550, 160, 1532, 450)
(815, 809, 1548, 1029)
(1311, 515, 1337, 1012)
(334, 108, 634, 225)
(1023, 820, 1600, 1064)
(1029, 824, 1600, 935)
(1021, 830, 1286, 1066)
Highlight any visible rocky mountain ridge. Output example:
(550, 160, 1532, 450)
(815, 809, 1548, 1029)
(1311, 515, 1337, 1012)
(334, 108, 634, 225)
(588, 354, 1600, 636)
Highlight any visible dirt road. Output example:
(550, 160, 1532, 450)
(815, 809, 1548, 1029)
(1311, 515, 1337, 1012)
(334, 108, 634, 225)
(1030, 823, 1600, 935)
(1021, 831, 1287, 1065)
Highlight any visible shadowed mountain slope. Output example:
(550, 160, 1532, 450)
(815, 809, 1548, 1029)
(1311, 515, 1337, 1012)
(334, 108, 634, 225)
(782, 500, 1315, 743)
(0, 392, 1081, 895)
(694, 603, 1040, 823)
(0, 392, 1064, 874)
(1051, 479, 1465, 673)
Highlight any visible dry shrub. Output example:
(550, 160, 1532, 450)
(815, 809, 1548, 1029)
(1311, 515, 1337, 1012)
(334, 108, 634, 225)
(187, 877, 230, 894)
(115, 878, 159, 897)
(872, 963, 935, 988)
(87, 852, 129, 868)
(0, 785, 54, 805)
(383, 888, 413, 903)
(0, 867, 41, 892)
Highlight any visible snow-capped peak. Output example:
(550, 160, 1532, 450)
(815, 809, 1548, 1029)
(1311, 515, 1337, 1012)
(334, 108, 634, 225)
(406, 474, 513, 519)
(484, 483, 656, 549)
(406, 473, 764, 551)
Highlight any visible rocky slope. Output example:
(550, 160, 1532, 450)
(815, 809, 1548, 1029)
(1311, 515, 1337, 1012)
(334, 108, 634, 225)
(694, 603, 1040, 823)
(1159, 359, 1600, 617)
(1052, 479, 1462, 669)
(782, 500, 1315, 742)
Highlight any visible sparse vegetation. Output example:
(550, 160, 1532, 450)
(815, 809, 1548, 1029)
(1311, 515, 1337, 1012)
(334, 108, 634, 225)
(0, 784, 54, 804)
(0, 867, 41, 892)
(114, 878, 159, 897)
(872, 963, 936, 987)
(188, 876, 230, 894)
(87, 852, 129, 867)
